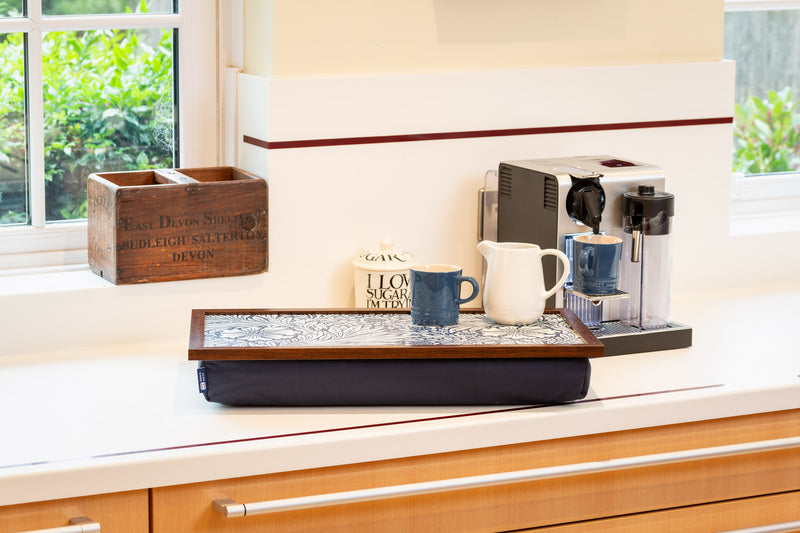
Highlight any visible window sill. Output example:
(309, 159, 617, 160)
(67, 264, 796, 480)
(0, 265, 108, 296)
(0, 268, 269, 357)
(730, 171, 800, 235)
(730, 209, 800, 235)
(0, 222, 88, 276)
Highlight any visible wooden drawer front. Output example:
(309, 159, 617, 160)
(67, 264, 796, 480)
(151, 410, 800, 533)
(525, 490, 800, 532)
(0, 489, 148, 533)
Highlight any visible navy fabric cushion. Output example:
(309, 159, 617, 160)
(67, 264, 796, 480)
(198, 358, 591, 406)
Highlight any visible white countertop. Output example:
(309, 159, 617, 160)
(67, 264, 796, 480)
(1, 287, 799, 507)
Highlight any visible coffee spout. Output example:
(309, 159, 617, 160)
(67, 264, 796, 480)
(575, 186, 602, 234)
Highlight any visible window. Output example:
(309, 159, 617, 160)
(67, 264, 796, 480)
(0, 0, 218, 273)
(725, 0, 800, 233)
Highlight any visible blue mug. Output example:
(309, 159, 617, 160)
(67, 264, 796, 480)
(410, 264, 479, 326)
(572, 234, 623, 296)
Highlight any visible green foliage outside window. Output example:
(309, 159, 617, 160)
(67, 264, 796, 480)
(0, 0, 174, 224)
(733, 88, 800, 175)
(725, 9, 800, 176)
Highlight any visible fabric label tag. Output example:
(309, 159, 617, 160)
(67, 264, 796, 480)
(197, 367, 208, 394)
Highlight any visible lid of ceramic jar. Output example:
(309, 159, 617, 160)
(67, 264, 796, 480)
(353, 238, 417, 271)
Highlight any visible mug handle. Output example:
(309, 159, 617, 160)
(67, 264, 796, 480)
(456, 275, 480, 305)
(539, 249, 571, 301)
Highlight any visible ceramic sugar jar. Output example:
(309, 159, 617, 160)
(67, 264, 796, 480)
(353, 238, 418, 309)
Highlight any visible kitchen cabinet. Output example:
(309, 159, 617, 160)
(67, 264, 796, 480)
(150, 408, 800, 532)
(526, 491, 800, 532)
(0, 490, 148, 533)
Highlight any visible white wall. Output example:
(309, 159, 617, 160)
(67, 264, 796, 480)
(232, 0, 800, 313)
(7, 1, 800, 357)
(251, 0, 724, 78)
(237, 61, 782, 314)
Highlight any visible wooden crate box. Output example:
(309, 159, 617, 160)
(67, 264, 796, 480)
(88, 167, 268, 284)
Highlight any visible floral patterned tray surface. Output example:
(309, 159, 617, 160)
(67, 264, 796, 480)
(202, 312, 587, 348)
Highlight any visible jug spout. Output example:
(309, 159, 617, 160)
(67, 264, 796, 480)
(477, 240, 498, 259)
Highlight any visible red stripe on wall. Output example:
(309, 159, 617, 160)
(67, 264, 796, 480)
(243, 116, 733, 150)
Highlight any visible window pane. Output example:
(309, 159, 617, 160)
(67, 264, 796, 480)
(42, 0, 175, 16)
(42, 28, 175, 221)
(725, 9, 800, 174)
(0, 32, 29, 226)
(0, 1, 23, 17)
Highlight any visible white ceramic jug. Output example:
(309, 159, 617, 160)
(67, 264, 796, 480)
(477, 240, 570, 325)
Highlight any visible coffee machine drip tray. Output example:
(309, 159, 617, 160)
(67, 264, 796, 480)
(593, 321, 692, 356)
(564, 288, 630, 302)
(563, 289, 690, 356)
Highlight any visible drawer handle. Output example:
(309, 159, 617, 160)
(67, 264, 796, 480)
(213, 435, 800, 518)
(18, 516, 100, 533)
(716, 521, 800, 533)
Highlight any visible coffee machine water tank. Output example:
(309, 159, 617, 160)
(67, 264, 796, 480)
(620, 185, 675, 330)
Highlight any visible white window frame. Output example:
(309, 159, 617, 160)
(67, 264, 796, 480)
(0, 0, 221, 275)
(725, 0, 800, 234)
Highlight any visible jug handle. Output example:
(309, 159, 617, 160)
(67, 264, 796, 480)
(538, 249, 571, 301)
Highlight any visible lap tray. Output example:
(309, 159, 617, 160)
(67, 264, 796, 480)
(190, 309, 602, 406)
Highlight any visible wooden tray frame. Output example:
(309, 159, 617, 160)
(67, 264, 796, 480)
(189, 308, 604, 360)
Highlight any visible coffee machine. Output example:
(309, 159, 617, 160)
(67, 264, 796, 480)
(489, 155, 691, 355)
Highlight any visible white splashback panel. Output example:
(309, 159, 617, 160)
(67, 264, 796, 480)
(237, 61, 797, 308)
